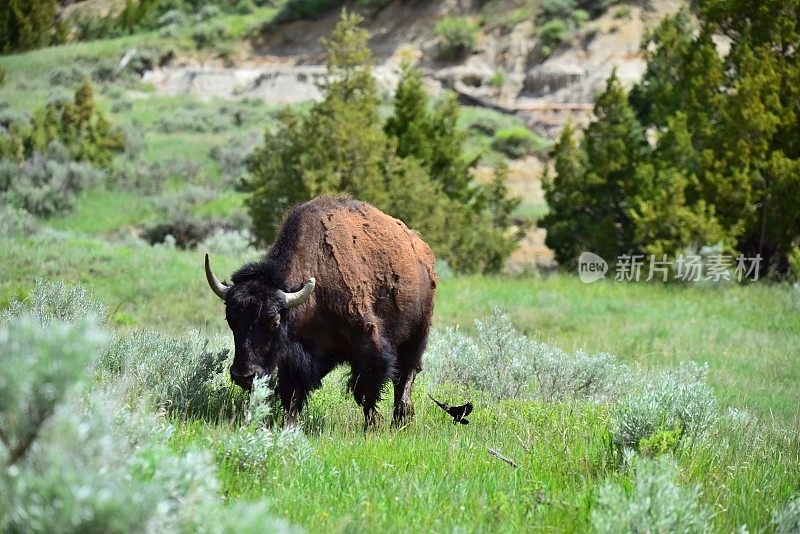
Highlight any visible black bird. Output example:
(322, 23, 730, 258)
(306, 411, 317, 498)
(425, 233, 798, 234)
(428, 392, 473, 424)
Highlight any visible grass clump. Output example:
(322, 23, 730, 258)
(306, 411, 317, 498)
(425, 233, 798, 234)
(435, 17, 480, 60)
(591, 456, 712, 533)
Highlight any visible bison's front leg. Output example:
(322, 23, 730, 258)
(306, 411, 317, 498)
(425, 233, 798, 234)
(284, 390, 301, 428)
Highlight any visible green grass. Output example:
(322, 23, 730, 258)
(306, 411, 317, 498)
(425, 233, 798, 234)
(513, 201, 548, 222)
(48, 189, 158, 235)
(167, 368, 800, 533)
(437, 276, 800, 419)
(0, 231, 242, 333)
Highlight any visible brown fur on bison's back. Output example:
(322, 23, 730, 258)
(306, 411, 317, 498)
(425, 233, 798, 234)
(268, 196, 436, 324)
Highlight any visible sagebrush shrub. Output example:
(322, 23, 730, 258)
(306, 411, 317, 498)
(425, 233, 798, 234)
(773, 495, 800, 534)
(0, 204, 38, 237)
(0, 155, 104, 217)
(220, 376, 309, 472)
(49, 65, 87, 87)
(98, 329, 245, 421)
(610, 362, 718, 452)
(2, 278, 107, 325)
(0, 317, 107, 465)
(591, 456, 712, 533)
(199, 228, 258, 258)
(0, 281, 292, 532)
(425, 308, 627, 401)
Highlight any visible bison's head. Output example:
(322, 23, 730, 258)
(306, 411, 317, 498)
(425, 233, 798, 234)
(204, 254, 315, 390)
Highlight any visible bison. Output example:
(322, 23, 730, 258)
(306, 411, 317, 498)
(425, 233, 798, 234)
(204, 196, 436, 429)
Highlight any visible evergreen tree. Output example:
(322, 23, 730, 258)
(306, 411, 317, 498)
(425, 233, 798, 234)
(580, 70, 648, 262)
(629, 114, 727, 258)
(546, 0, 800, 276)
(540, 122, 591, 268)
(0, 0, 56, 53)
(384, 60, 432, 164)
(30, 80, 125, 168)
(246, 11, 389, 245)
(247, 11, 524, 273)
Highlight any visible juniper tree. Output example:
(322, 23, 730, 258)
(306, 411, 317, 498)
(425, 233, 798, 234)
(248, 12, 524, 273)
(541, 72, 648, 266)
(0, 0, 56, 53)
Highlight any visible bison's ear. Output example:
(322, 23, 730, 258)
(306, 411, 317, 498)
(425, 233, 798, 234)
(205, 253, 230, 301)
(278, 278, 316, 309)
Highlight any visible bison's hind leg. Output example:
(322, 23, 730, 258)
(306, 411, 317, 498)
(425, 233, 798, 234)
(392, 323, 429, 427)
(349, 335, 397, 431)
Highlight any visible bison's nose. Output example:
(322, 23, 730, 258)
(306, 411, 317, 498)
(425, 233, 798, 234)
(230, 365, 266, 390)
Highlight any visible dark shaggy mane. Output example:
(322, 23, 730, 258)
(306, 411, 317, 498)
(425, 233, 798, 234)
(231, 261, 270, 285)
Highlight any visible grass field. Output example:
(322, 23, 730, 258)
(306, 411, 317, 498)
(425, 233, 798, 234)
(2, 5, 800, 532)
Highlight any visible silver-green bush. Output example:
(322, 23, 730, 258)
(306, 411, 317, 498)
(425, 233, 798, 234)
(0, 280, 292, 532)
(425, 308, 628, 401)
(773, 495, 800, 534)
(0, 204, 38, 237)
(591, 456, 712, 533)
(611, 362, 719, 452)
(98, 329, 244, 421)
(220, 376, 309, 472)
(2, 278, 107, 325)
(0, 155, 104, 217)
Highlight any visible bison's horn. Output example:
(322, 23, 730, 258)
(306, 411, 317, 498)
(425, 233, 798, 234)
(204, 253, 230, 300)
(279, 278, 316, 309)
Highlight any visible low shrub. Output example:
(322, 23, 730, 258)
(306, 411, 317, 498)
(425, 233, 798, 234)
(155, 106, 228, 134)
(110, 157, 201, 194)
(0, 155, 105, 217)
(199, 228, 257, 258)
(144, 215, 240, 249)
(489, 71, 505, 88)
(2, 279, 107, 326)
(210, 136, 258, 186)
(192, 23, 228, 49)
(158, 9, 189, 29)
(773, 495, 800, 534)
(425, 308, 627, 401)
(0, 281, 293, 531)
(591, 456, 712, 533)
(197, 5, 222, 22)
(491, 126, 547, 158)
(220, 376, 309, 472)
(435, 17, 479, 61)
(540, 18, 569, 52)
(98, 329, 244, 421)
(91, 59, 119, 83)
(0, 205, 38, 238)
(610, 362, 719, 453)
(49, 65, 88, 87)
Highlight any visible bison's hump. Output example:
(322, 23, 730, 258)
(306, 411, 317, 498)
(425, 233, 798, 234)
(292, 197, 435, 318)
